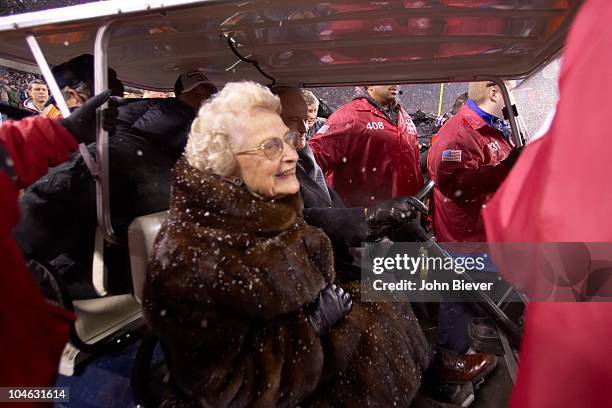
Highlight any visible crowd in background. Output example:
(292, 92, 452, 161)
(0, 65, 175, 119)
(0, 67, 41, 107)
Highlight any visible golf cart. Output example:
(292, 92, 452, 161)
(0, 0, 582, 405)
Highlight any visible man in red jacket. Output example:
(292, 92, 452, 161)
(428, 81, 520, 243)
(0, 91, 111, 394)
(309, 85, 423, 208)
(427, 82, 521, 354)
(484, 0, 612, 405)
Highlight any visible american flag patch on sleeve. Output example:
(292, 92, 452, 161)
(317, 124, 330, 135)
(442, 149, 462, 162)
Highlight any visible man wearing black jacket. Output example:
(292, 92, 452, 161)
(14, 70, 215, 299)
(272, 87, 417, 263)
(271, 87, 427, 273)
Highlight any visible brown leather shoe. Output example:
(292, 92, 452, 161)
(434, 351, 498, 384)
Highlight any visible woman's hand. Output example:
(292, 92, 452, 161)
(308, 283, 353, 336)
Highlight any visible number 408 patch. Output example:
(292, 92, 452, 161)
(367, 121, 385, 130)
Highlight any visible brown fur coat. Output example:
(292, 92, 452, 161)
(144, 158, 430, 407)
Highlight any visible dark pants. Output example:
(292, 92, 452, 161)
(436, 250, 496, 353)
(437, 302, 478, 353)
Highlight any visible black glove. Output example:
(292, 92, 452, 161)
(308, 284, 352, 336)
(60, 90, 119, 144)
(386, 214, 431, 243)
(366, 196, 428, 240)
(502, 147, 524, 170)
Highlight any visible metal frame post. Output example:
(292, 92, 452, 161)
(483, 76, 524, 148)
(94, 21, 119, 244)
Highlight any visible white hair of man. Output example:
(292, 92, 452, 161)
(185, 81, 281, 176)
(301, 89, 319, 109)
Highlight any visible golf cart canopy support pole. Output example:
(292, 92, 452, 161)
(483, 76, 523, 148)
(94, 21, 119, 245)
(25, 34, 71, 118)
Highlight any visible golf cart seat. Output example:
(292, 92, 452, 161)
(61, 210, 167, 372)
(60, 230, 147, 375)
(128, 211, 168, 304)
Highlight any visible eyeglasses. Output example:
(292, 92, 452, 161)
(235, 130, 301, 160)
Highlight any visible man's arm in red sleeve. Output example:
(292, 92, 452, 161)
(438, 162, 509, 201)
(308, 106, 354, 173)
(429, 128, 509, 201)
(0, 116, 77, 188)
(0, 117, 76, 388)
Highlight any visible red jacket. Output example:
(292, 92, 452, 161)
(309, 97, 423, 208)
(428, 104, 512, 242)
(0, 116, 76, 392)
(484, 0, 612, 406)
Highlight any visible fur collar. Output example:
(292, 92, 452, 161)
(170, 157, 304, 236)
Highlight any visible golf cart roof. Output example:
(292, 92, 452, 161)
(0, 0, 583, 89)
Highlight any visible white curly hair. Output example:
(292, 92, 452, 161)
(185, 81, 282, 176)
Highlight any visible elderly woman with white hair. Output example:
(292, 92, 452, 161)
(144, 81, 429, 407)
